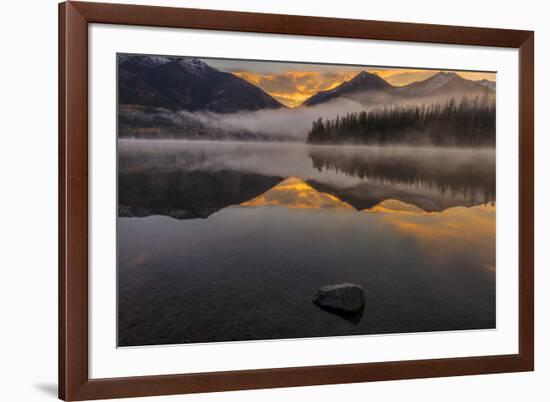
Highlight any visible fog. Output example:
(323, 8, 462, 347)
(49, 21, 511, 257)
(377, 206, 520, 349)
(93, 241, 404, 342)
(119, 139, 495, 201)
(165, 97, 368, 140)
(120, 90, 494, 142)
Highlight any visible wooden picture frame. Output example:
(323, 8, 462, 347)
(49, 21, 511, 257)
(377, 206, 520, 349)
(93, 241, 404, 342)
(59, 1, 534, 400)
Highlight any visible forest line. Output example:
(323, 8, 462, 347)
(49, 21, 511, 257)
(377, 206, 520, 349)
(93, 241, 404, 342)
(306, 96, 496, 146)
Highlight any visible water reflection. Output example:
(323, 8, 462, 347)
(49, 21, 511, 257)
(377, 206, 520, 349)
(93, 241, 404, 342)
(365, 199, 495, 265)
(363, 199, 426, 214)
(308, 145, 495, 201)
(118, 140, 496, 218)
(238, 181, 495, 269)
(118, 202, 496, 346)
(117, 139, 496, 346)
(242, 177, 353, 210)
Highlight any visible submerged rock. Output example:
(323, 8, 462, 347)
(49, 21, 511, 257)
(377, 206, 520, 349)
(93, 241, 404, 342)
(313, 283, 365, 313)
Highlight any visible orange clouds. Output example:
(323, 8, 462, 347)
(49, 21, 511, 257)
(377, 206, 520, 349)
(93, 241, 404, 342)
(368, 69, 438, 86)
(233, 70, 358, 107)
(232, 68, 496, 107)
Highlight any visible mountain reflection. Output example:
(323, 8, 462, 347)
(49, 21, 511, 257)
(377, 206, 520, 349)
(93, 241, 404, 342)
(118, 140, 496, 219)
(363, 199, 427, 214)
(367, 200, 495, 264)
(119, 170, 283, 219)
(239, 183, 495, 267)
(241, 177, 354, 210)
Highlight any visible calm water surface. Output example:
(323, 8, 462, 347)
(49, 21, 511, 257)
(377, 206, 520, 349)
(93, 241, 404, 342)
(118, 140, 496, 346)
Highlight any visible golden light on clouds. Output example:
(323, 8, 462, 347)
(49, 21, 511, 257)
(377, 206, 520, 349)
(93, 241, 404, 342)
(233, 71, 358, 107)
(231, 68, 496, 107)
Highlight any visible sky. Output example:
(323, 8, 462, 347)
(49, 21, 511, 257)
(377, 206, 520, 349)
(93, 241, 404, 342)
(205, 58, 496, 108)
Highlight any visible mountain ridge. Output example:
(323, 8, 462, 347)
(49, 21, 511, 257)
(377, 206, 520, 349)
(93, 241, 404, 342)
(302, 71, 393, 107)
(119, 55, 495, 112)
(301, 70, 495, 107)
(118, 55, 286, 113)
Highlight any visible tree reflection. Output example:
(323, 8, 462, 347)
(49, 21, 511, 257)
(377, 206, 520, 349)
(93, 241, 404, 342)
(308, 146, 495, 202)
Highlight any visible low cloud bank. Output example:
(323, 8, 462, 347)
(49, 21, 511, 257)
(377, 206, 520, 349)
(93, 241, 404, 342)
(178, 98, 367, 140)
(120, 91, 494, 141)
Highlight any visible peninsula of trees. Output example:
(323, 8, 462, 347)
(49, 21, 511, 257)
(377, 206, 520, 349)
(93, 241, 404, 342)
(306, 97, 496, 147)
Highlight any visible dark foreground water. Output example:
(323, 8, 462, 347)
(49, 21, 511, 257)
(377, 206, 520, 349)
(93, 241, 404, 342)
(118, 140, 496, 346)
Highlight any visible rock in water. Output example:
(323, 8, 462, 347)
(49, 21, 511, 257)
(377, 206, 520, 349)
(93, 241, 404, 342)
(313, 283, 365, 313)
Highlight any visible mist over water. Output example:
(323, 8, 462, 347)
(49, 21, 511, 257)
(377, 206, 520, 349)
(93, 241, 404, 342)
(119, 139, 495, 211)
(117, 139, 496, 346)
(120, 97, 367, 140)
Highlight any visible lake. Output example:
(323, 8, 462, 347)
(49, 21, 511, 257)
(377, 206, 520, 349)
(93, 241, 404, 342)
(117, 140, 496, 346)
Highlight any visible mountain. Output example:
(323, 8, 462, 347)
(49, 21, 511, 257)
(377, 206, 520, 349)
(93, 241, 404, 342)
(394, 72, 494, 98)
(302, 71, 393, 107)
(476, 79, 496, 91)
(302, 71, 495, 107)
(118, 55, 285, 113)
(118, 54, 173, 78)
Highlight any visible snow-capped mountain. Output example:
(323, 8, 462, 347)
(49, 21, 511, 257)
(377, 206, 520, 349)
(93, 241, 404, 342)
(118, 55, 285, 113)
(301, 71, 495, 107)
(396, 72, 494, 98)
(476, 79, 497, 91)
(302, 71, 392, 107)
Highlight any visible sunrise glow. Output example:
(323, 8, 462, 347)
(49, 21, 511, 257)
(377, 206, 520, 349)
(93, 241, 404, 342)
(233, 71, 358, 107)
(231, 69, 496, 107)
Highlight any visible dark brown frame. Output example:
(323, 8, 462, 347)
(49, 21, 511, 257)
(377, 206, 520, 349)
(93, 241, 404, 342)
(59, 1, 534, 400)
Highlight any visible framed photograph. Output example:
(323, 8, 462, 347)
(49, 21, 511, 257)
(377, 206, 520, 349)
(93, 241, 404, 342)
(59, 1, 534, 400)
